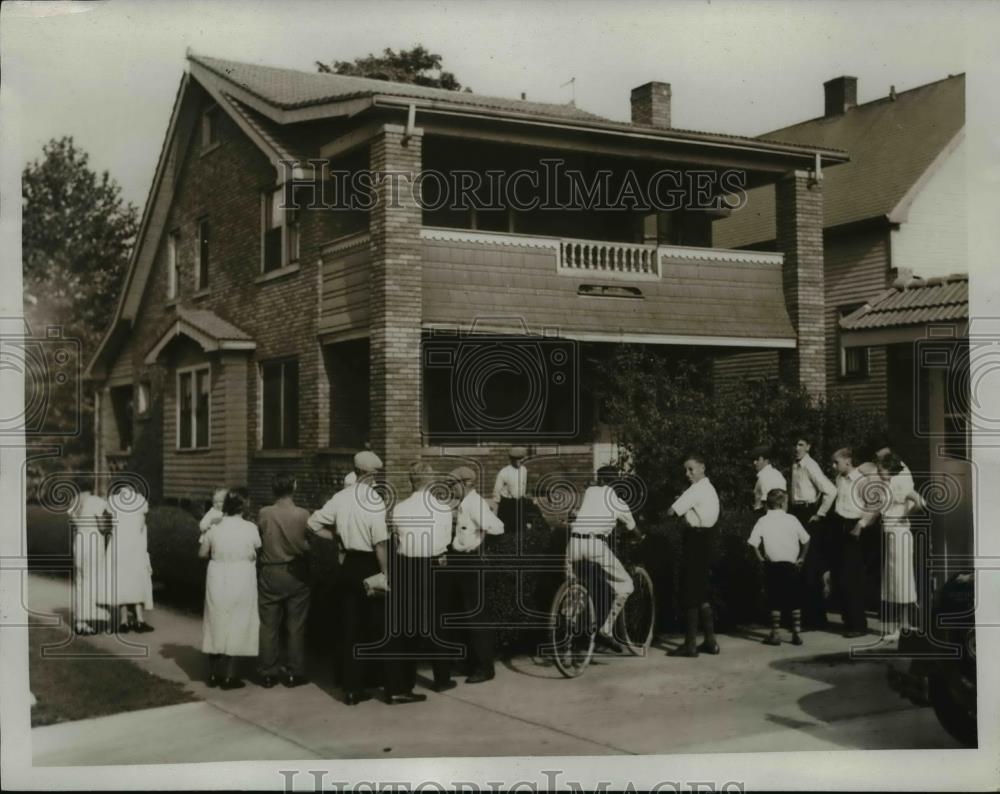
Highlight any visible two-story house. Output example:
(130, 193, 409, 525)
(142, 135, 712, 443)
(85, 53, 848, 507)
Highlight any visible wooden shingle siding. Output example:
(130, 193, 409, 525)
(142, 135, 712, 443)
(825, 228, 891, 414)
(421, 238, 795, 342)
(712, 349, 780, 392)
(319, 243, 371, 336)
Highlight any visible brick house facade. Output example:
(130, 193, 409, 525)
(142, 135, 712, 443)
(86, 54, 848, 512)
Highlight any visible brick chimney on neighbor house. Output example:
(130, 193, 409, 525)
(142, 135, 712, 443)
(824, 76, 858, 117)
(631, 82, 671, 127)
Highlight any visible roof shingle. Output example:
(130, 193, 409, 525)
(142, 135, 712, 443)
(839, 273, 968, 331)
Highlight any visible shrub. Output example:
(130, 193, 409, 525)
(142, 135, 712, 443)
(146, 505, 205, 613)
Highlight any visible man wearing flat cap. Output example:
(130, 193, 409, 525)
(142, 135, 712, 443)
(307, 450, 388, 705)
(450, 466, 504, 683)
(492, 446, 530, 534)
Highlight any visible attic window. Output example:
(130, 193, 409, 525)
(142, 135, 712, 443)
(577, 284, 644, 299)
(201, 106, 220, 151)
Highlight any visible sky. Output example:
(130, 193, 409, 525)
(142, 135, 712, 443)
(0, 0, 991, 209)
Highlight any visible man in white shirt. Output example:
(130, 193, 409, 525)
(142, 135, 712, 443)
(666, 454, 721, 658)
(307, 450, 388, 705)
(790, 436, 837, 630)
(752, 445, 787, 512)
(492, 446, 529, 533)
(829, 448, 869, 637)
(449, 466, 504, 682)
(386, 462, 458, 702)
(748, 489, 811, 646)
(567, 466, 639, 652)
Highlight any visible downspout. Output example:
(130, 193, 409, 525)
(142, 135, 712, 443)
(402, 103, 417, 147)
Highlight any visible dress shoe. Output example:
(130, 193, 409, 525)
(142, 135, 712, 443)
(283, 674, 309, 688)
(207, 675, 220, 688)
(667, 644, 699, 657)
(763, 634, 782, 646)
(117, 623, 131, 634)
(75, 624, 96, 636)
(432, 679, 457, 693)
(842, 630, 866, 639)
(595, 632, 624, 653)
(344, 691, 372, 706)
(220, 678, 246, 690)
(465, 670, 495, 684)
(697, 641, 721, 655)
(385, 691, 428, 705)
(260, 675, 278, 689)
(133, 622, 154, 633)
(791, 633, 804, 646)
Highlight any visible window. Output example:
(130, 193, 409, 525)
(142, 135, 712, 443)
(260, 358, 299, 449)
(841, 345, 870, 378)
(167, 231, 179, 300)
(838, 303, 869, 379)
(136, 381, 151, 417)
(201, 106, 219, 150)
(177, 365, 211, 450)
(196, 218, 210, 290)
(109, 385, 134, 451)
(262, 186, 300, 273)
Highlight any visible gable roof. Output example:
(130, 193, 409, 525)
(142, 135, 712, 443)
(716, 74, 965, 247)
(840, 273, 968, 331)
(144, 307, 255, 364)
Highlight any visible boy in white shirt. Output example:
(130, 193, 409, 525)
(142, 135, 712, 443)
(751, 445, 787, 512)
(748, 489, 811, 646)
(666, 454, 721, 658)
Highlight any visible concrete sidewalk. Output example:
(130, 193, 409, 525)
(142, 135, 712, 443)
(27, 573, 960, 765)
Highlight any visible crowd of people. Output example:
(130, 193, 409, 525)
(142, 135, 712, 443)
(67, 435, 923, 701)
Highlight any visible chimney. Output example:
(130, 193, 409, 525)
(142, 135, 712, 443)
(824, 76, 858, 117)
(630, 81, 671, 128)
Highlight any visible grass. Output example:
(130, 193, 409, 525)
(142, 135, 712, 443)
(28, 622, 198, 727)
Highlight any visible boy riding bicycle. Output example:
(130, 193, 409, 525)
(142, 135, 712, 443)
(566, 465, 639, 652)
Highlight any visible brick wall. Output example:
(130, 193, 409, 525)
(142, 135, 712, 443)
(368, 125, 424, 494)
(775, 171, 826, 398)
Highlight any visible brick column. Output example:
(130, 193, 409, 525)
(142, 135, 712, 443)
(368, 124, 423, 494)
(775, 170, 826, 398)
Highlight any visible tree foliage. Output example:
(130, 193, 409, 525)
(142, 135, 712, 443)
(23, 136, 138, 351)
(316, 44, 469, 92)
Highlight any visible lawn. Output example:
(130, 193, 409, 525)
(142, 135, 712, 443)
(28, 622, 198, 727)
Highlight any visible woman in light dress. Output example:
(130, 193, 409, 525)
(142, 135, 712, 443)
(871, 452, 924, 644)
(103, 482, 154, 633)
(199, 488, 260, 689)
(70, 477, 111, 635)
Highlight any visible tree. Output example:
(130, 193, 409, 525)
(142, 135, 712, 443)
(316, 44, 469, 92)
(22, 136, 138, 463)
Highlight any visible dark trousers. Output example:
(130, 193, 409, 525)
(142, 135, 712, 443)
(789, 501, 828, 628)
(258, 560, 311, 677)
(450, 549, 495, 675)
(336, 551, 385, 693)
(829, 513, 868, 631)
(384, 553, 457, 695)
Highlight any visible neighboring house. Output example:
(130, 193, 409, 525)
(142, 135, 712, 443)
(714, 74, 965, 416)
(715, 74, 970, 585)
(85, 53, 848, 507)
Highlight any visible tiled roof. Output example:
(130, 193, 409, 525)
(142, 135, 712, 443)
(221, 94, 313, 163)
(716, 74, 965, 246)
(175, 307, 254, 341)
(839, 273, 968, 330)
(191, 54, 608, 122)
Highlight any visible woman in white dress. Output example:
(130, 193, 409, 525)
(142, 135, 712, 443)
(70, 478, 111, 635)
(875, 452, 924, 643)
(199, 489, 260, 689)
(103, 482, 154, 633)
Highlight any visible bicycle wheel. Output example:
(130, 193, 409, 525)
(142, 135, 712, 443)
(619, 565, 655, 654)
(549, 579, 596, 678)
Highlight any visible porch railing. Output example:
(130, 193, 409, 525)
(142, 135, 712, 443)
(559, 238, 659, 277)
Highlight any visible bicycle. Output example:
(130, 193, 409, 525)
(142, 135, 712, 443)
(547, 529, 655, 678)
